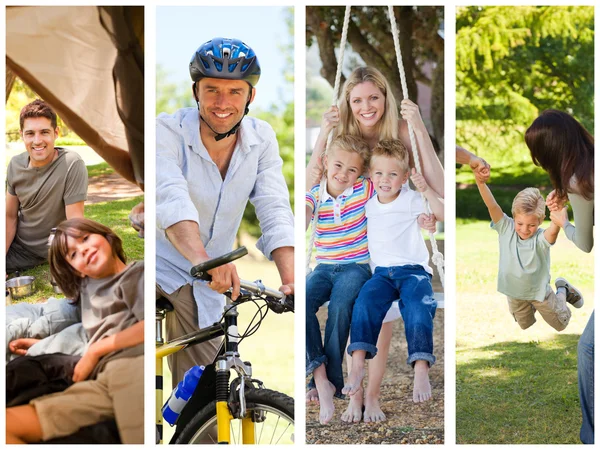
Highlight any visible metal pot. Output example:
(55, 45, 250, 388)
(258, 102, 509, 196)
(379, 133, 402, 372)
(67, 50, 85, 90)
(6, 276, 36, 299)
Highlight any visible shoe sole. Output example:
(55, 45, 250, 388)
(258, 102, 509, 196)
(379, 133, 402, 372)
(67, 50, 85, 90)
(555, 277, 584, 308)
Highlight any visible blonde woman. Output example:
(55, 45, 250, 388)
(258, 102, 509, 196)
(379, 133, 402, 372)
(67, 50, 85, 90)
(306, 66, 443, 423)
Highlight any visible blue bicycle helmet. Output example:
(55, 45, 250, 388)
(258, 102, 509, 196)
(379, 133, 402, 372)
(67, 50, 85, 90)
(190, 37, 261, 87)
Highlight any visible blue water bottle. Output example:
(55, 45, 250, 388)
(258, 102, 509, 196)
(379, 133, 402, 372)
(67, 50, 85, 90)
(162, 365, 204, 425)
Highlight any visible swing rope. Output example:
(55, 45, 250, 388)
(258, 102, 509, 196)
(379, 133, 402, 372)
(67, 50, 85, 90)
(387, 6, 444, 287)
(306, 6, 444, 288)
(306, 6, 351, 274)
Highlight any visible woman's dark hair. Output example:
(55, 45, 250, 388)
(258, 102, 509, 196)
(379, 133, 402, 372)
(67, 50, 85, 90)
(49, 218, 126, 301)
(525, 110, 594, 200)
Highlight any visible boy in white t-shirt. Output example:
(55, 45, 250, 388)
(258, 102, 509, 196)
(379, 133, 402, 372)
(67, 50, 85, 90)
(343, 140, 444, 407)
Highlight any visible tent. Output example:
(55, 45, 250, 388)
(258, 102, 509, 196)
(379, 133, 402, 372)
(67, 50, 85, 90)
(6, 6, 144, 189)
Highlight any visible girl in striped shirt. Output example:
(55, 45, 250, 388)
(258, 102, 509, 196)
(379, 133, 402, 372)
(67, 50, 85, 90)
(305, 135, 374, 425)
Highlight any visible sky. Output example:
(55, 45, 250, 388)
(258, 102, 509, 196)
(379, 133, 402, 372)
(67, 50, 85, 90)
(157, 6, 292, 111)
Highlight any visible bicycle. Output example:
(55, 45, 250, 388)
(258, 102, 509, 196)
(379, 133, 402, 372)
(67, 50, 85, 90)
(156, 247, 295, 444)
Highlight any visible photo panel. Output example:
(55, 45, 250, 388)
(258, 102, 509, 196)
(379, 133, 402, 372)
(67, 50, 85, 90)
(155, 6, 295, 445)
(305, 5, 445, 444)
(455, 5, 594, 445)
(6, 5, 144, 445)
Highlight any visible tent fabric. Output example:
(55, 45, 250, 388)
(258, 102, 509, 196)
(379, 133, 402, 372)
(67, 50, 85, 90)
(6, 6, 144, 187)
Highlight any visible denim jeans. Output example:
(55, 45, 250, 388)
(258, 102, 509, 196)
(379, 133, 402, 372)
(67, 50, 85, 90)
(306, 262, 372, 397)
(578, 311, 594, 444)
(347, 265, 436, 366)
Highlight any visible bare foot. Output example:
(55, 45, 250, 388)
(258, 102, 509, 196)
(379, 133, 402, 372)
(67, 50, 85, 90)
(315, 379, 336, 424)
(342, 367, 365, 396)
(363, 391, 386, 422)
(306, 388, 319, 405)
(413, 361, 432, 403)
(341, 386, 364, 423)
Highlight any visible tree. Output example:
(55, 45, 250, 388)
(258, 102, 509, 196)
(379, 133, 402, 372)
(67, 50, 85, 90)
(306, 6, 445, 153)
(456, 6, 594, 132)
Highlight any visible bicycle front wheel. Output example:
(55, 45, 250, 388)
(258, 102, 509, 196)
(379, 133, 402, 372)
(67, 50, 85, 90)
(175, 388, 294, 445)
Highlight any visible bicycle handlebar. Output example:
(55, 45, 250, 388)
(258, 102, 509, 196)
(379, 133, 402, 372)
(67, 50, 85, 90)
(190, 247, 293, 313)
(190, 247, 248, 280)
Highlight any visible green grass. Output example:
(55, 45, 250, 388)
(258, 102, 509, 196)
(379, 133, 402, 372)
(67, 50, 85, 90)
(86, 162, 113, 178)
(8, 196, 144, 305)
(456, 219, 593, 444)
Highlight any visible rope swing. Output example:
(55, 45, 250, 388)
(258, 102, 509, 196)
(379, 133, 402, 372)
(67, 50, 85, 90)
(306, 6, 444, 290)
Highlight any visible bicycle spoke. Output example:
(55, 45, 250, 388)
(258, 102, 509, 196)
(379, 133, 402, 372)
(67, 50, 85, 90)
(258, 415, 266, 443)
(274, 422, 291, 445)
(269, 415, 281, 445)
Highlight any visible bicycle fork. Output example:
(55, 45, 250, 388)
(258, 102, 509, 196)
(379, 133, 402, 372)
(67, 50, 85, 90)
(215, 304, 255, 444)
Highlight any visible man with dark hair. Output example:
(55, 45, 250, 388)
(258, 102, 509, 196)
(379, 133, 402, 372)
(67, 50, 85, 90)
(6, 99, 88, 273)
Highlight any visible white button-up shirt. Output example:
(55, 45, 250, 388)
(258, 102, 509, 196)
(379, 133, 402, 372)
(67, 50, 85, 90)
(156, 108, 294, 327)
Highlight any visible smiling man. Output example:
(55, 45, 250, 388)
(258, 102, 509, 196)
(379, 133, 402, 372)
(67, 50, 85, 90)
(6, 100, 87, 273)
(156, 37, 294, 386)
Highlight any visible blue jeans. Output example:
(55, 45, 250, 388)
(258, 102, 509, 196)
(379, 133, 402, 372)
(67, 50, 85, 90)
(306, 263, 372, 397)
(579, 311, 594, 444)
(348, 265, 437, 366)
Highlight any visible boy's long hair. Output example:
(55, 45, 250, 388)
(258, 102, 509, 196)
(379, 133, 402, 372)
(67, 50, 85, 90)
(335, 67, 399, 142)
(49, 218, 126, 301)
(525, 110, 594, 201)
(511, 187, 546, 222)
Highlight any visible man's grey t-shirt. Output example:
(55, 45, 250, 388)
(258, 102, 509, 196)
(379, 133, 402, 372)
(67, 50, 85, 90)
(80, 261, 144, 374)
(6, 148, 88, 258)
(492, 213, 552, 301)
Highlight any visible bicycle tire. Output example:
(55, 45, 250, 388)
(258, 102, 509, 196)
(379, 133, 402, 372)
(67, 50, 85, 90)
(175, 388, 294, 445)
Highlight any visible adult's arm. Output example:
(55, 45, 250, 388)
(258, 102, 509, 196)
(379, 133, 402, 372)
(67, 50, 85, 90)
(156, 122, 240, 298)
(456, 145, 490, 179)
(63, 157, 88, 218)
(399, 100, 444, 198)
(306, 106, 339, 190)
(6, 192, 19, 254)
(272, 246, 294, 295)
(249, 126, 295, 266)
(564, 193, 594, 253)
(65, 201, 84, 219)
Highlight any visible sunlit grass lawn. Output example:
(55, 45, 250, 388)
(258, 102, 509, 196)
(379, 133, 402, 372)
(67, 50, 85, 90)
(456, 219, 593, 444)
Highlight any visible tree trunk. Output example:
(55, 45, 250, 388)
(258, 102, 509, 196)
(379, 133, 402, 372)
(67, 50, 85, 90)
(306, 8, 344, 91)
(431, 51, 444, 162)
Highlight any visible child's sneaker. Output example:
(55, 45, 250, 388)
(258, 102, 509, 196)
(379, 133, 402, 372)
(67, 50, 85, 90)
(555, 277, 584, 308)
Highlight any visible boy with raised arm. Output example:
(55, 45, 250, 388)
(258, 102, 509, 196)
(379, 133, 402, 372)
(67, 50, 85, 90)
(473, 168, 583, 331)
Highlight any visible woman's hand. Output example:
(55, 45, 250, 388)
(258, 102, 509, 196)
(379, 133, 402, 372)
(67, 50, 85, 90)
(308, 163, 324, 190)
(8, 338, 41, 355)
(400, 99, 426, 131)
(550, 206, 569, 228)
(411, 168, 429, 193)
(470, 156, 490, 183)
(546, 189, 567, 212)
(73, 348, 101, 382)
(320, 105, 340, 136)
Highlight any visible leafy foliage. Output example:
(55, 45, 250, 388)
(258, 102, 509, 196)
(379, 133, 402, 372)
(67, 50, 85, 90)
(456, 6, 594, 131)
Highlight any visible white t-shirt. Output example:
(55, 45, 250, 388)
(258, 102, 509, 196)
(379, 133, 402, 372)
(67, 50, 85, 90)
(366, 188, 432, 274)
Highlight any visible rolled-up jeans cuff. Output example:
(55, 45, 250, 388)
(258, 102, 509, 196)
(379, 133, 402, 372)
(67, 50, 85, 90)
(347, 342, 378, 360)
(407, 352, 436, 367)
(306, 355, 327, 377)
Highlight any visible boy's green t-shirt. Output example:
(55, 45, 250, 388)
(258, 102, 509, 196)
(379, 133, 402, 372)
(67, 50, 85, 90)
(492, 214, 552, 301)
